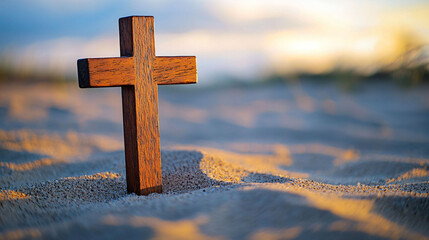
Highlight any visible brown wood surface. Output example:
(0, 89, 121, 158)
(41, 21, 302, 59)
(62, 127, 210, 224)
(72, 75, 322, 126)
(78, 57, 135, 88)
(77, 16, 197, 195)
(154, 56, 197, 85)
(77, 56, 196, 88)
(120, 16, 162, 195)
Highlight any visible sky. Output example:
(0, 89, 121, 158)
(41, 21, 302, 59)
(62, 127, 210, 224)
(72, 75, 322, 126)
(0, 0, 428, 84)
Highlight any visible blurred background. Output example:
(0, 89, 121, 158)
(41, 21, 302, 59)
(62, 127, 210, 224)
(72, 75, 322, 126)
(0, 0, 428, 86)
(0, 0, 429, 181)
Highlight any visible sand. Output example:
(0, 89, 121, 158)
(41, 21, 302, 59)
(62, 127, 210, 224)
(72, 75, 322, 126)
(0, 82, 429, 239)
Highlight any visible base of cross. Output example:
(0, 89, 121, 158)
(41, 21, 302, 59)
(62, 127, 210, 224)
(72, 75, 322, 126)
(142, 185, 163, 195)
(77, 16, 197, 195)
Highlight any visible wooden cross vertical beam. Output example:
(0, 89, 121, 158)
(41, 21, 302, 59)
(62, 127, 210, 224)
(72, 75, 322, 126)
(77, 16, 197, 195)
(120, 17, 161, 195)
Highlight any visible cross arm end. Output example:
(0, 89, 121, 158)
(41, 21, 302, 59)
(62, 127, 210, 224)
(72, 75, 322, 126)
(154, 56, 197, 85)
(77, 59, 91, 88)
(77, 57, 135, 88)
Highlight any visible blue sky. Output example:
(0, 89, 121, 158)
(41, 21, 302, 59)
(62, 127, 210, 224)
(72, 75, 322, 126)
(1, 0, 428, 83)
(0, 0, 224, 47)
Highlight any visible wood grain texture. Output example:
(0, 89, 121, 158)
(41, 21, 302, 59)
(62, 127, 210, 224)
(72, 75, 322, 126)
(77, 16, 197, 195)
(78, 57, 135, 88)
(154, 56, 197, 85)
(78, 56, 196, 88)
(120, 16, 162, 195)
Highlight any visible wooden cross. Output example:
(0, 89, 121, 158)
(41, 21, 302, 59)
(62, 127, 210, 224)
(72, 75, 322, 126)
(77, 16, 197, 195)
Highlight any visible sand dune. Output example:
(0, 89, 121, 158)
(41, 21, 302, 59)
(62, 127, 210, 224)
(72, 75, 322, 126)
(1, 82, 428, 239)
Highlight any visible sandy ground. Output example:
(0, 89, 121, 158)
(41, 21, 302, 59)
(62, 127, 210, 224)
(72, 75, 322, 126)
(0, 82, 428, 239)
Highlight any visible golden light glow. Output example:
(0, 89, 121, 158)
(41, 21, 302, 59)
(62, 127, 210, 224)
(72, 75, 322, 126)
(3, 0, 427, 82)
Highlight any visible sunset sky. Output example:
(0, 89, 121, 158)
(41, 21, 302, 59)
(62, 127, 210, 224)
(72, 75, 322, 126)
(0, 0, 428, 84)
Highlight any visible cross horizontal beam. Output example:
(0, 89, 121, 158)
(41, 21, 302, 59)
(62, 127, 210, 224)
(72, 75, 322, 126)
(78, 56, 197, 88)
